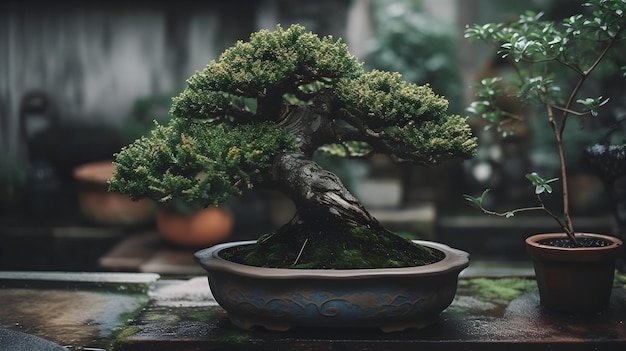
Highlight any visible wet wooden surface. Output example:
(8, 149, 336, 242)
(0, 272, 625, 350)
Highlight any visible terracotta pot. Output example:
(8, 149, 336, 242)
(156, 207, 233, 247)
(526, 233, 623, 313)
(73, 161, 153, 225)
(195, 240, 469, 332)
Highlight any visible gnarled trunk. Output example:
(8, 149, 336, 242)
(272, 152, 381, 231)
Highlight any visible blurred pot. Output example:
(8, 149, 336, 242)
(156, 206, 233, 247)
(73, 160, 154, 226)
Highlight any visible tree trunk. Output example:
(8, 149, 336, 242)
(272, 152, 381, 231)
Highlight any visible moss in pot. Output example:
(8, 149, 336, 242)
(108, 24, 476, 331)
(464, 0, 625, 313)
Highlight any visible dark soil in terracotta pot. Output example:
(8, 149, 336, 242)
(538, 237, 615, 248)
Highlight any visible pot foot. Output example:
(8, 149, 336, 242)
(229, 315, 293, 332)
(378, 318, 438, 333)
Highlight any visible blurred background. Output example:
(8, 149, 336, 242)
(1, 0, 623, 273)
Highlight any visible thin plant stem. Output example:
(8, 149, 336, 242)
(292, 238, 309, 266)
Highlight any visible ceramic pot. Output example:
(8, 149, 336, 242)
(526, 233, 623, 313)
(73, 161, 153, 225)
(157, 206, 233, 247)
(195, 240, 469, 332)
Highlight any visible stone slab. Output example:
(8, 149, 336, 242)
(0, 272, 157, 349)
(1, 272, 624, 351)
(114, 278, 626, 351)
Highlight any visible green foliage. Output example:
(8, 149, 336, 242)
(465, 0, 626, 135)
(109, 119, 297, 208)
(170, 24, 475, 165)
(337, 70, 448, 125)
(396, 115, 478, 163)
(576, 96, 610, 117)
(466, 172, 556, 216)
(465, 172, 560, 219)
(466, 78, 506, 131)
(317, 142, 372, 158)
(171, 24, 363, 121)
(463, 189, 490, 207)
(525, 172, 558, 195)
(336, 70, 477, 162)
(112, 24, 476, 216)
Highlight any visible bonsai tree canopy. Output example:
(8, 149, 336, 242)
(109, 24, 477, 269)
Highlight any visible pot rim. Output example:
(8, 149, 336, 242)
(525, 233, 623, 262)
(526, 233, 623, 249)
(195, 240, 469, 279)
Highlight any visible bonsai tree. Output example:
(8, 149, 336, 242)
(109, 24, 477, 269)
(464, 0, 626, 246)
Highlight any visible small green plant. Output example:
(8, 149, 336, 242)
(464, 0, 626, 245)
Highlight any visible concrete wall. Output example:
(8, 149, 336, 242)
(0, 0, 352, 160)
(0, 1, 260, 157)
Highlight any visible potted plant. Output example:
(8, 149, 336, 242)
(109, 24, 477, 331)
(464, 0, 625, 313)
